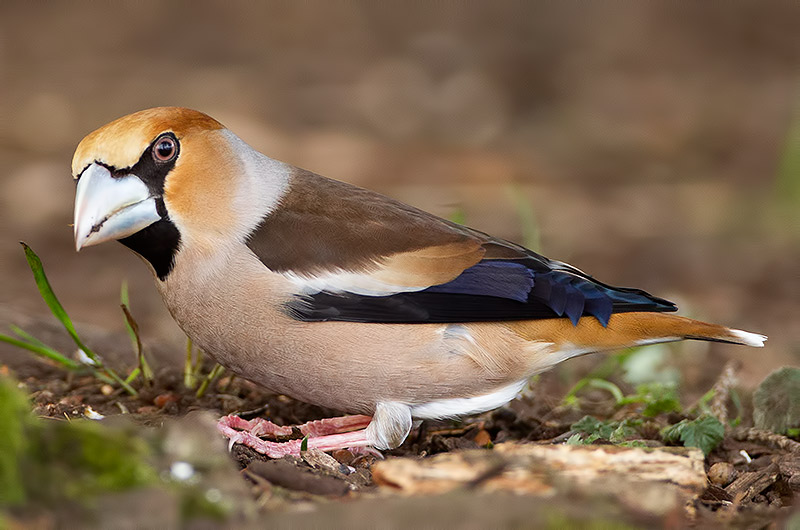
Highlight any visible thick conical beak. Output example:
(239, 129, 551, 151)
(73, 163, 161, 251)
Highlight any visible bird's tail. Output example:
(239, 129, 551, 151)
(509, 312, 766, 354)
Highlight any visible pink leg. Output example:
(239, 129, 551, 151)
(217, 414, 374, 458)
(218, 415, 293, 437)
(218, 414, 371, 438)
(297, 415, 372, 436)
(218, 421, 372, 458)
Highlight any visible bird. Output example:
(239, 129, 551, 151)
(71, 107, 766, 457)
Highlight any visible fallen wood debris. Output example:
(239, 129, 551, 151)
(373, 443, 706, 516)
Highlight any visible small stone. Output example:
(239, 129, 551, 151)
(154, 393, 180, 408)
(708, 462, 737, 486)
(100, 384, 114, 396)
(332, 450, 355, 465)
(474, 429, 492, 447)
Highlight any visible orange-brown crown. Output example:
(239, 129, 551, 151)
(72, 107, 224, 177)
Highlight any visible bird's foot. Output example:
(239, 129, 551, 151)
(217, 413, 375, 458)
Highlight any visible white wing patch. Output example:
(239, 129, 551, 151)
(283, 269, 431, 297)
(410, 380, 527, 420)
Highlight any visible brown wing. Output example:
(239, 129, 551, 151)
(245, 168, 485, 289)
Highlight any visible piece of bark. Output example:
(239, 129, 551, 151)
(724, 462, 780, 504)
(246, 459, 351, 496)
(730, 428, 800, 453)
(302, 448, 353, 476)
(777, 453, 800, 490)
(700, 484, 733, 506)
(373, 443, 706, 516)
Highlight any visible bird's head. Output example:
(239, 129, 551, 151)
(72, 107, 287, 279)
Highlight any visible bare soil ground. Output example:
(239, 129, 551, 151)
(5, 345, 800, 528)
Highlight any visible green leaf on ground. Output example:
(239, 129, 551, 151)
(753, 367, 800, 434)
(570, 416, 642, 444)
(662, 416, 724, 456)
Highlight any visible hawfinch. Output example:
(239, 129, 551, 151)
(72, 107, 765, 456)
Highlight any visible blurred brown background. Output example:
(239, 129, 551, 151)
(0, 2, 798, 387)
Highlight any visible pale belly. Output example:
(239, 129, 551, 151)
(156, 249, 527, 414)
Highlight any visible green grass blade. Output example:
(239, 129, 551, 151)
(120, 280, 130, 307)
(10, 325, 52, 351)
(102, 370, 137, 396)
(184, 338, 196, 389)
(90, 370, 117, 386)
(124, 367, 141, 385)
(120, 281, 139, 355)
(192, 343, 205, 373)
(7, 329, 117, 386)
(562, 378, 589, 406)
(20, 242, 100, 363)
(0, 334, 81, 370)
(20, 242, 137, 396)
(121, 304, 153, 383)
(587, 379, 625, 404)
(195, 364, 224, 398)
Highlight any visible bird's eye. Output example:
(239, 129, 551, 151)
(153, 135, 178, 162)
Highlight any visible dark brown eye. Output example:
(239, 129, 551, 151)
(153, 135, 178, 162)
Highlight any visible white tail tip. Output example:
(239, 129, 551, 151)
(728, 329, 767, 347)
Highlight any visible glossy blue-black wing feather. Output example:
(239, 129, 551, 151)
(287, 251, 677, 325)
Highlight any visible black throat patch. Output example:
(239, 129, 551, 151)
(119, 216, 181, 280)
